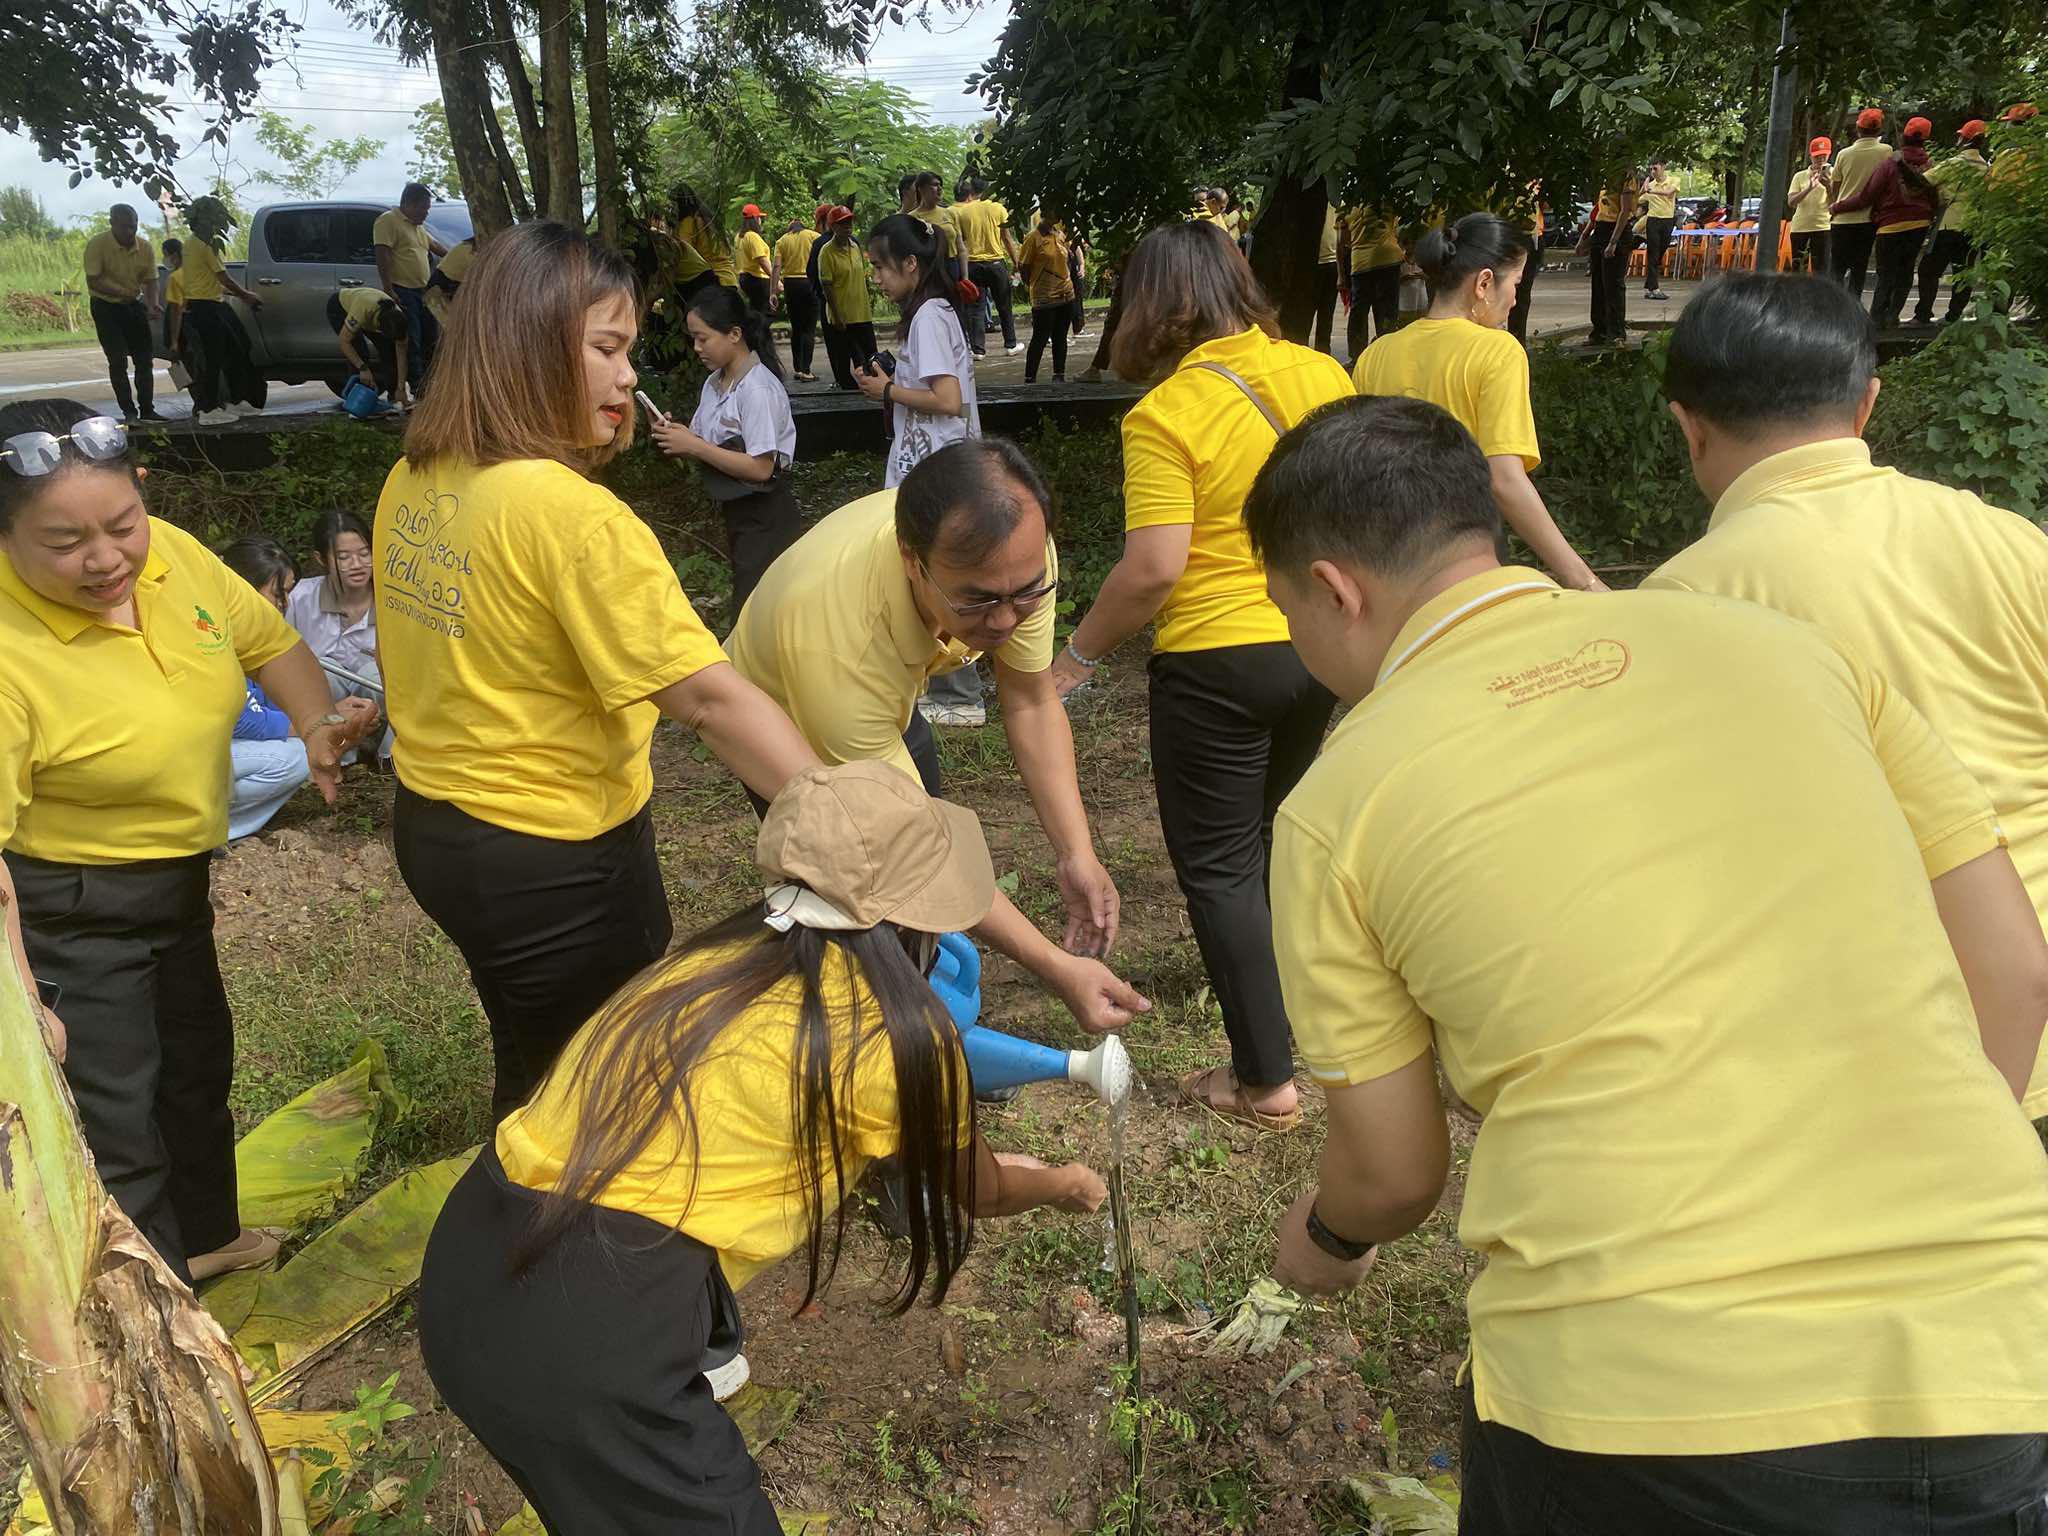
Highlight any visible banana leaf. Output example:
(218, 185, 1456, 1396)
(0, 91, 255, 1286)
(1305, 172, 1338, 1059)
(233, 1040, 407, 1229)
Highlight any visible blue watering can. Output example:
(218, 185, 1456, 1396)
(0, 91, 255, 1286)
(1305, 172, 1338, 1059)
(341, 378, 389, 419)
(929, 931, 1131, 1104)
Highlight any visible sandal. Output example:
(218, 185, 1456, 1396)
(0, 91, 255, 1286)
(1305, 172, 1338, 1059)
(1175, 1065, 1301, 1133)
(188, 1227, 283, 1283)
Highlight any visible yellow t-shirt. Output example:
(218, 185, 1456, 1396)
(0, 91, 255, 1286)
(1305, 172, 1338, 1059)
(921, 205, 963, 263)
(1121, 326, 1353, 653)
(773, 228, 819, 279)
(0, 518, 300, 862)
(424, 238, 476, 322)
(372, 208, 432, 289)
(1788, 167, 1833, 233)
(737, 229, 772, 279)
(373, 457, 727, 840)
(83, 231, 156, 303)
(675, 214, 738, 288)
(1593, 177, 1639, 223)
(1641, 176, 1680, 219)
(952, 200, 1011, 263)
(1829, 136, 1890, 225)
(179, 241, 227, 302)
(337, 286, 393, 329)
(498, 942, 971, 1293)
(1644, 436, 2048, 1110)
(1343, 208, 1403, 270)
(1317, 205, 1339, 264)
(725, 490, 1055, 782)
(1272, 566, 2048, 1457)
(816, 240, 872, 325)
(1929, 149, 1991, 235)
(165, 268, 186, 306)
(1353, 317, 1540, 470)
(1016, 229, 1074, 304)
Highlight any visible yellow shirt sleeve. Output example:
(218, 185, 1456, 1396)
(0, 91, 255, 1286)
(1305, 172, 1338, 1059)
(1270, 805, 1435, 1086)
(1469, 336, 1542, 471)
(0, 686, 32, 851)
(82, 235, 107, 283)
(559, 511, 727, 710)
(1845, 645, 2007, 878)
(1120, 401, 1196, 530)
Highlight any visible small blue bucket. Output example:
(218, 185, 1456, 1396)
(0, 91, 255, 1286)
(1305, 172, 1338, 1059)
(341, 379, 384, 419)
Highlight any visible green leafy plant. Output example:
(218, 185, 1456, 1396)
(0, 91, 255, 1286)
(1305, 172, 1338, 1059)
(1866, 310, 2048, 522)
(302, 1372, 444, 1536)
(1964, 115, 2048, 323)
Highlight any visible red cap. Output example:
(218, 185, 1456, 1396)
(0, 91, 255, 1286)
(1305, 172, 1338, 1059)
(827, 205, 855, 225)
(1808, 135, 1833, 157)
(814, 203, 833, 223)
(1902, 115, 1933, 141)
(1856, 107, 1885, 131)
(741, 203, 764, 218)
(1959, 119, 1988, 140)
(2003, 102, 2039, 123)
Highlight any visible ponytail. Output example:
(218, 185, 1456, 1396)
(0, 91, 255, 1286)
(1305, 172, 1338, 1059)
(867, 212, 957, 337)
(687, 284, 786, 381)
(1412, 212, 1532, 299)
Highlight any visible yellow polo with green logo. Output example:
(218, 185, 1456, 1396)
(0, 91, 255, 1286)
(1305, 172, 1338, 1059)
(1645, 436, 2048, 1113)
(1272, 566, 2048, 1455)
(0, 517, 300, 862)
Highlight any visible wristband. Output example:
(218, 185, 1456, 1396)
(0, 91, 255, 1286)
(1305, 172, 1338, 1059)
(1306, 1201, 1377, 1262)
(1063, 641, 1101, 670)
(882, 381, 894, 413)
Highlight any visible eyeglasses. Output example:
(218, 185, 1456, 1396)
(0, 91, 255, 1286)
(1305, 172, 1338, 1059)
(917, 547, 1058, 618)
(1, 417, 128, 478)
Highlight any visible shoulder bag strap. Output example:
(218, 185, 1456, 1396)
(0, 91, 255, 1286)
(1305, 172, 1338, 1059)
(1189, 360, 1287, 436)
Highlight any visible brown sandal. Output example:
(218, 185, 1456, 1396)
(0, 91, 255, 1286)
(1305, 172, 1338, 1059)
(1175, 1065, 1301, 1132)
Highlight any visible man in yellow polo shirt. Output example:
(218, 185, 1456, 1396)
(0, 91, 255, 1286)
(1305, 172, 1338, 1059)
(727, 438, 1149, 1038)
(1646, 272, 2048, 1118)
(771, 216, 821, 382)
(1638, 160, 1680, 300)
(373, 182, 447, 389)
(954, 179, 1022, 356)
(1829, 109, 1890, 297)
(1242, 393, 2048, 1529)
(82, 203, 162, 422)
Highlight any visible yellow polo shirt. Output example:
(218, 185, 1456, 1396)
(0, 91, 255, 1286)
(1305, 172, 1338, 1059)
(724, 490, 1055, 782)
(1929, 149, 1991, 235)
(773, 228, 819, 279)
(499, 941, 970, 1293)
(165, 268, 186, 306)
(921, 205, 962, 263)
(424, 238, 476, 322)
(337, 286, 393, 329)
(83, 231, 155, 303)
(373, 456, 727, 840)
(180, 242, 227, 302)
(0, 518, 300, 862)
(1593, 179, 1638, 222)
(737, 229, 772, 279)
(952, 200, 1010, 263)
(1641, 176, 1680, 219)
(1317, 206, 1339, 264)
(1343, 208, 1403, 270)
(1830, 137, 1890, 225)
(1272, 566, 2048, 1456)
(1353, 317, 1540, 470)
(1122, 327, 1352, 654)
(816, 241, 872, 325)
(1788, 167, 1833, 233)
(372, 209, 432, 289)
(1644, 437, 2048, 1110)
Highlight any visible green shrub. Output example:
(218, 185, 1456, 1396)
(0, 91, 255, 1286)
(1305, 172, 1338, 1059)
(1966, 116, 2048, 324)
(1866, 311, 2048, 521)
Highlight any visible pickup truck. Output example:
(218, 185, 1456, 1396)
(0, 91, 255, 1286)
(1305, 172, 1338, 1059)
(157, 198, 473, 390)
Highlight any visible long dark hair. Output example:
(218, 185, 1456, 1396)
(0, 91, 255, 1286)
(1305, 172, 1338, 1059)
(687, 284, 786, 382)
(671, 181, 730, 255)
(1110, 220, 1278, 381)
(310, 507, 372, 587)
(868, 212, 956, 338)
(511, 907, 977, 1314)
(218, 532, 297, 598)
(1412, 213, 1532, 300)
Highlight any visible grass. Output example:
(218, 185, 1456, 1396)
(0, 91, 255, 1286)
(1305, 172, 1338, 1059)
(0, 231, 92, 348)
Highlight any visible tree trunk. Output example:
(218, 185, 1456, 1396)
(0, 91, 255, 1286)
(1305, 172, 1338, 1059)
(583, 0, 623, 246)
(486, 0, 549, 217)
(481, 96, 531, 221)
(1246, 36, 1326, 343)
(0, 963, 277, 1534)
(425, 0, 513, 237)
(537, 0, 584, 225)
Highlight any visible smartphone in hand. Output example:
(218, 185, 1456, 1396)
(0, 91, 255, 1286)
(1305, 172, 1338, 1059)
(634, 389, 670, 427)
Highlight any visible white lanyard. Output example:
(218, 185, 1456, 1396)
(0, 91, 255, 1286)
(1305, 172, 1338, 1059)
(1377, 581, 1556, 686)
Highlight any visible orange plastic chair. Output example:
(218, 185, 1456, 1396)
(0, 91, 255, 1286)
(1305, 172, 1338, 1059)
(1628, 245, 1647, 278)
(1776, 226, 1793, 271)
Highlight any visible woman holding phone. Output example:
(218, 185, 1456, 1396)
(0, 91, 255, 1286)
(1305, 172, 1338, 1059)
(372, 221, 819, 1121)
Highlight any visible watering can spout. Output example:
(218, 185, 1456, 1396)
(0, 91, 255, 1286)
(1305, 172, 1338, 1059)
(1067, 1034, 1133, 1105)
(956, 1024, 1132, 1103)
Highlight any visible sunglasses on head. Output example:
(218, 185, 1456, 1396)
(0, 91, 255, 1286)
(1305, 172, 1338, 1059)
(1, 417, 128, 478)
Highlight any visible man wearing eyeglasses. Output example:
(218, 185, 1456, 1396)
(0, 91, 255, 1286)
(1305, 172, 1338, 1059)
(726, 437, 1148, 1036)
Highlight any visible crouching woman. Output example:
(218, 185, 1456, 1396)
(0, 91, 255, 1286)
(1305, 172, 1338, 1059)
(418, 761, 1105, 1533)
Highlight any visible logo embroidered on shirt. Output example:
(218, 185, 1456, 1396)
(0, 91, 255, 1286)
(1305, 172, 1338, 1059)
(192, 604, 229, 653)
(1486, 639, 1630, 708)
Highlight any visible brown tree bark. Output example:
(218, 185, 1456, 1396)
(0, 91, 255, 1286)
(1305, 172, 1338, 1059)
(481, 95, 531, 220)
(537, 0, 584, 225)
(1246, 38, 1328, 343)
(583, 0, 623, 246)
(425, 0, 513, 236)
(485, 0, 549, 216)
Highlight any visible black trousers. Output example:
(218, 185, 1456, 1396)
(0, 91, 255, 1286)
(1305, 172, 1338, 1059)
(1587, 224, 1634, 342)
(1458, 1382, 2048, 1535)
(392, 785, 672, 1121)
(821, 320, 878, 389)
(1025, 302, 1069, 380)
(782, 281, 818, 374)
(91, 296, 154, 416)
(392, 283, 439, 388)
(1916, 228, 1976, 322)
(718, 479, 802, 620)
(5, 851, 239, 1282)
(1348, 264, 1401, 359)
(1642, 217, 1676, 290)
(326, 293, 400, 398)
(1149, 644, 1334, 1089)
(1870, 226, 1929, 329)
(421, 1148, 778, 1536)
(1788, 229, 1829, 274)
(738, 273, 772, 324)
(1832, 221, 1878, 299)
(1311, 262, 1340, 353)
(184, 299, 261, 409)
(1508, 245, 1540, 344)
(969, 260, 1018, 349)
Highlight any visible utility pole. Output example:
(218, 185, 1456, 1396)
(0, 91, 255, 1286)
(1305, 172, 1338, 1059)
(1755, 8, 1797, 272)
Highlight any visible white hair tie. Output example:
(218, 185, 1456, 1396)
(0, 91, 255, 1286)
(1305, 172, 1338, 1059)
(763, 882, 864, 933)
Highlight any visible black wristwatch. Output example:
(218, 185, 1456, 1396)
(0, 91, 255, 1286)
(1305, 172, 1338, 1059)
(1306, 1201, 1377, 1262)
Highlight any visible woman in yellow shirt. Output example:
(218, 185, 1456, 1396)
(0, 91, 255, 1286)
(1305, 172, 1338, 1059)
(1017, 214, 1076, 382)
(1353, 213, 1605, 591)
(419, 762, 1103, 1529)
(670, 182, 739, 299)
(0, 399, 360, 1283)
(373, 221, 818, 1121)
(1048, 221, 1352, 1130)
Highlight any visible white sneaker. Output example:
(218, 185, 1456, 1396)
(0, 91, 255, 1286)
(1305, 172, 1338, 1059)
(196, 408, 240, 426)
(919, 700, 987, 728)
(229, 401, 262, 417)
(1005, 342, 1024, 354)
(704, 1353, 751, 1402)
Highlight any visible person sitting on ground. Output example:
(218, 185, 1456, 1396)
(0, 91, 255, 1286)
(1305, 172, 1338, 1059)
(1645, 271, 2048, 1118)
(418, 761, 1107, 1532)
(1247, 392, 2048, 1533)
(218, 534, 378, 839)
(328, 286, 412, 412)
(286, 508, 382, 718)
(725, 440, 1148, 1038)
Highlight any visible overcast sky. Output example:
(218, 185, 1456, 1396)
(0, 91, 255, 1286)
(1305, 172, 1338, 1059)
(11, 0, 1009, 225)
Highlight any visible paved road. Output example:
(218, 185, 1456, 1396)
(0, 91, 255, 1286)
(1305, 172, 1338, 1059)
(0, 346, 338, 421)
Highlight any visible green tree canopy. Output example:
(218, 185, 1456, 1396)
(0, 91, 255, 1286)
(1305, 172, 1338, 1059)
(251, 110, 385, 199)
